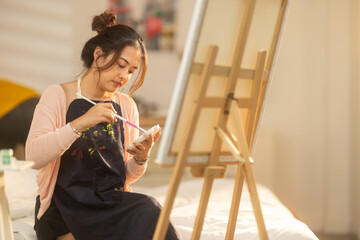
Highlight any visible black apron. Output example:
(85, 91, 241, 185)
(52, 98, 180, 240)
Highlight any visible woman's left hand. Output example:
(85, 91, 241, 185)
(126, 129, 161, 163)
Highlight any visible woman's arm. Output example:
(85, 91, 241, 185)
(122, 95, 161, 185)
(25, 85, 79, 169)
(118, 94, 148, 185)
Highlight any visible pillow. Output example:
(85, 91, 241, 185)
(5, 168, 38, 219)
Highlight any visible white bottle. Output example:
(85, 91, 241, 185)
(0, 148, 14, 167)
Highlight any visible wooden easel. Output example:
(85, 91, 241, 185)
(153, 0, 289, 239)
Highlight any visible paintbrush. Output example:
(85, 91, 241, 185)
(76, 92, 146, 133)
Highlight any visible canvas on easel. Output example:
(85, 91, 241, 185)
(154, 0, 289, 239)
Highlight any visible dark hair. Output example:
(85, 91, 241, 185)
(81, 10, 147, 95)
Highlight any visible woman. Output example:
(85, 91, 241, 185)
(26, 11, 180, 240)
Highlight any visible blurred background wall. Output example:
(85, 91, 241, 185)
(0, 0, 359, 238)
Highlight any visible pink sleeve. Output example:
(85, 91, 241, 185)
(25, 85, 79, 169)
(118, 94, 147, 186)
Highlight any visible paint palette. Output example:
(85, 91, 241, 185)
(128, 125, 160, 150)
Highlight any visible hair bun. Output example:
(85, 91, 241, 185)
(92, 10, 117, 34)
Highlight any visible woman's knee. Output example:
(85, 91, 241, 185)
(147, 195, 162, 207)
(56, 232, 75, 240)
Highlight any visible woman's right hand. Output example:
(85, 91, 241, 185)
(70, 103, 118, 133)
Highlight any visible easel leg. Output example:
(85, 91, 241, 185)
(228, 100, 269, 240)
(244, 162, 268, 240)
(225, 163, 245, 240)
(191, 174, 214, 240)
(0, 172, 15, 240)
(153, 156, 186, 240)
(154, 45, 219, 240)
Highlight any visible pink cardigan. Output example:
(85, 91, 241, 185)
(26, 84, 147, 219)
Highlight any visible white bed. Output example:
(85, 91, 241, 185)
(5, 168, 318, 240)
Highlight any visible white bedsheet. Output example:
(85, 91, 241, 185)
(5, 169, 318, 240)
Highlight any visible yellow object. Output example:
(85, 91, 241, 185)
(0, 79, 40, 118)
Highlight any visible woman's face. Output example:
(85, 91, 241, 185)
(95, 45, 142, 93)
